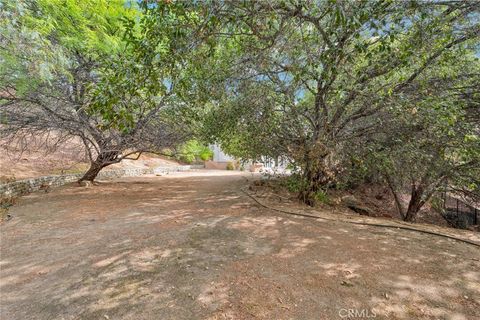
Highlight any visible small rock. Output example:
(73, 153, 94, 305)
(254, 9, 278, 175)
(341, 195, 372, 215)
(340, 280, 354, 287)
(78, 181, 92, 187)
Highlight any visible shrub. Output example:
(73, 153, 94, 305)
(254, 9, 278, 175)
(199, 148, 213, 161)
(315, 190, 331, 205)
(0, 196, 16, 209)
(179, 153, 196, 164)
(226, 162, 234, 170)
(281, 173, 305, 193)
(177, 140, 213, 164)
(0, 196, 17, 221)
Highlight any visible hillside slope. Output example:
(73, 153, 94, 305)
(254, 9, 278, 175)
(0, 139, 180, 181)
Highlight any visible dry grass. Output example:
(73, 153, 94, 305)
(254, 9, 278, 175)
(0, 195, 16, 222)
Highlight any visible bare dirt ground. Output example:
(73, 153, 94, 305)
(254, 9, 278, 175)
(1, 171, 479, 320)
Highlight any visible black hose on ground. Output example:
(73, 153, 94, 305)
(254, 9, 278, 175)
(241, 188, 480, 248)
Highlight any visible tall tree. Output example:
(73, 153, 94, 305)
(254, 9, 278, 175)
(205, 0, 480, 205)
(0, 0, 211, 181)
(366, 51, 480, 221)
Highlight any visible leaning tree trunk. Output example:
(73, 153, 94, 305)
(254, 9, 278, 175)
(78, 161, 104, 182)
(78, 151, 119, 182)
(404, 184, 425, 222)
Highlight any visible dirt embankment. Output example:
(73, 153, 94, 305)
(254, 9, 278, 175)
(0, 138, 180, 181)
(248, 179, 474, 231)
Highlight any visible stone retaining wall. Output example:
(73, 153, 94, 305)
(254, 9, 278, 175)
(0, 165, 204, 198)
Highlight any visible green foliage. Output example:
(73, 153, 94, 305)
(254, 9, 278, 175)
(314, 190, 331, 206)
(199, 149, 214, 161)
(1, 1, 479, 209)
(1, 0, 215, 182)
(0, 0, 135, 89)
(226, 162, 234, 170)
(201, 0, 480, 206)
(177, 140, 213, 164)
(281, 174, 306, 193)
(26, 0, 134, 56)
(281, 174, 332, 205)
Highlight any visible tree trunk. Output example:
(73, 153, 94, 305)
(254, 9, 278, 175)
(385, 174, 405, 219)
(78, 161, 105, 182)
(78, 151, 118, 182)
(299, 169, 323, 206)
(299, 155, 333, 206)
(404, 185, 424, 222)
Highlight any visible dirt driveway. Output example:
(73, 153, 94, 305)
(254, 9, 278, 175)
(1, 170, 479, 320)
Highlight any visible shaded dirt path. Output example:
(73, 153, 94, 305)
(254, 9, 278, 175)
(1, 171, 479, 320)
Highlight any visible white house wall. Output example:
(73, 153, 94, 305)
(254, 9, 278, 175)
(210, 144, 236, 162)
